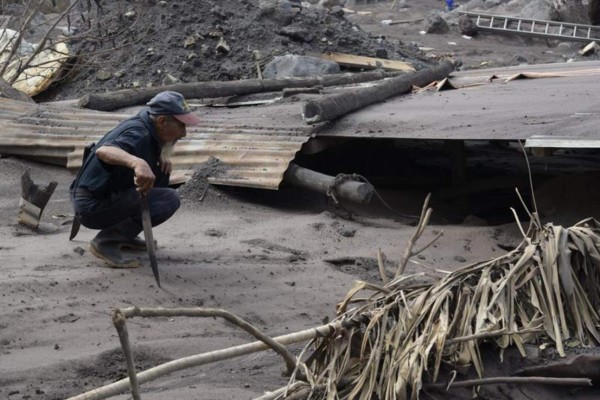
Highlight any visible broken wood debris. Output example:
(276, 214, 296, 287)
(18, 170, 57, 229)
(320, 51, 415, 72)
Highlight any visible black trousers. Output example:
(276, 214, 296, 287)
(71, 185, 180, 239)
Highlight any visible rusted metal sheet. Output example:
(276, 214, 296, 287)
(0, 98, 312, 190)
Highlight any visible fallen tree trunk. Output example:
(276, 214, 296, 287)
(283, 163, 374, 205)
(302, 60, 455, 124)
(78, 70, 401, 111)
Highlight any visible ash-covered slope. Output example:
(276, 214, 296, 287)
(39, 0, 430, 101)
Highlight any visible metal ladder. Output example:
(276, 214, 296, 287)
(460, 12, 600, 42)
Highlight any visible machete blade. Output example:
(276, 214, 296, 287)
(69, 217, 81, 241)
(140, 194, 160, 287)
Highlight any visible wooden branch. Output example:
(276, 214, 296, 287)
(424, 376, 592, 390)
(66, 321, 339, 400)
(111, 310, 141, 400)
(119, 307, 298, 376)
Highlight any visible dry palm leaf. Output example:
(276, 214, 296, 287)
(280, 217, 600, 400)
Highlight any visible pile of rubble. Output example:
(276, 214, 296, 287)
(37, 0, 430, 101)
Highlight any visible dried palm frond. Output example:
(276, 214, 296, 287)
(281, 217, 600, 400)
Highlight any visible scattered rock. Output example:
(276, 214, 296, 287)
(279, 25, 315, 43)
(458, 14, 478, 36)
(183, 34, 198, 49)
(484, 0, 501, 7)
(259, 0, 298, 26)
(205, 229, 226, 237)
(374, 48, 388, 59)
(453, 255, 467, 262)
(424, 13, 449, 34)
(216, 37, 230, 54)
(124, 10, 136, 19)
(330, 5, 344, 17)
(262, 54, 340, 78)
(162, 73, 179, 85)
(95, 69, 112, 81)
(557, 42, 573, 50)
(336, 226, 356, 238)
(318, 0, 345, 8)
(513, 54, 528, 63)
(73, 247, 85, 255)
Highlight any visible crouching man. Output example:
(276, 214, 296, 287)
(70, 91, 201, 268)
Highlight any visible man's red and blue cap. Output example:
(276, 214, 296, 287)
(147, 91, 201, 126)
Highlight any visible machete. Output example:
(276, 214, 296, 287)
(140, 194, 160, 287)
(69, 217, 81, 240)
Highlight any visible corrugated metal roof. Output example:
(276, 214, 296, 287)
(0, 98, 312, 190)
(315, 61, 600, 142)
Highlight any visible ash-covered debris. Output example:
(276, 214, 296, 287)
(37, 0, 430, 101)
(178, 157, 230, 200)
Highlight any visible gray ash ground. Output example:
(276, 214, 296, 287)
(36, 0, 431, 101)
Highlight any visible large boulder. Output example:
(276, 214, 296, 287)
(262, 54, 340, 79)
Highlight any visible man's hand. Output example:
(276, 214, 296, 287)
(133, 159, 155, 194)
(160, 156, 173, 175)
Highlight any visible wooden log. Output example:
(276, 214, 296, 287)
(78, 70, 401, 112)
(302, 60, 455, 125)
(283, 163, 374, 205)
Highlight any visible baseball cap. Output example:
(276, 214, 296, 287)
(147, 91, 201, 126)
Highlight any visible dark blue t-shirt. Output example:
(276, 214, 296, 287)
(72, 109, 164, 197)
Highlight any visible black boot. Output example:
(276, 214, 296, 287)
(119, 236, 158, 251)
(89, 224, 140, 268)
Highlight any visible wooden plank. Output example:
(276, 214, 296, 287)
(525, 136, 600, 149)
(320, 52, 415, 72)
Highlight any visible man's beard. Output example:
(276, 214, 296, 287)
(161, 142, 175, 159)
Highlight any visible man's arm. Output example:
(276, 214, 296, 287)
(95, 145, 155, 194)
